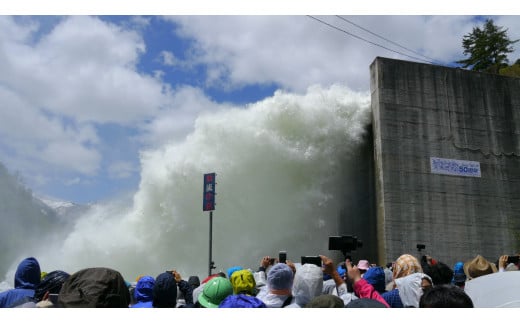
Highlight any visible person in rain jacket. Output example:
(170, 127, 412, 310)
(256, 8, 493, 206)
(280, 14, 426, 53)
(0, 257, 41, 308)
(286, 263, 323, 308)
(256, 262, 295, 307)
(395, 272, 433, 307)
(130, 276, 155, 308)
(381, 254, 423, 308)
(152, 272, 179, 308)
(14, 270, 70, 308)
(320, 255, 358, 306)
(363, 266, 387, 294)
(345, 259, 389, 307)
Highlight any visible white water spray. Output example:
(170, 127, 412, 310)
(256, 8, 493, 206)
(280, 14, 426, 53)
(4, 84, 371, 283)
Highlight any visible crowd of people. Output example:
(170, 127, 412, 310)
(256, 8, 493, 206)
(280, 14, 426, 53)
(0, 251, 518, 308)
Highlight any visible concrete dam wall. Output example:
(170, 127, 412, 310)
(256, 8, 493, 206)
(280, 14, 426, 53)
(370, 57, 520, 266)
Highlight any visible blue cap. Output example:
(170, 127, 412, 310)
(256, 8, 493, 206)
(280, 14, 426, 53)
(453, 261, 464, 274)
(363, 266, 386, 293)
(337, 264, 346, 277)
(227, 266, 243, 279)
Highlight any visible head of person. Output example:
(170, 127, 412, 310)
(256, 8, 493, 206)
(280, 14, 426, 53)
(218, 294, 266, 308)
(423, 262, 454, 285)
(421, 275, 433, 293)
(463, 255, 497, 280)
(134, 275, 155, 303)
(152, 272, 177, 308)
(33, 270, 70, 302)
(230, 269, 256, 295)
(58, 267, 130, 307)
(291, 264, 323, 306)
(363, 266, 386, 293)
(356, 260, 370, 274)
(393, 254, 422, 280)
(197, 277, 233, 308)
(267, 263, 293, 295)
(395, 272, 432, 308)
(188, 276, 200, 289)
(346, 298, 387, 308)
(226, 266, 243, 280)
(14, 257, 41, 289)
(451, 261, 467, 287)
(304, 294, 344, 308)
(419, 284, 474, 308)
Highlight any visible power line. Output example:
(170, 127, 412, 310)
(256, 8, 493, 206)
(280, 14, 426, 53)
(307, 15, 443, 66)
(335, 15, 444, 65)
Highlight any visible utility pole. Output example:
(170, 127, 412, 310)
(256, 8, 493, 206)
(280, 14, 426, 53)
(203, 173, 216, 276)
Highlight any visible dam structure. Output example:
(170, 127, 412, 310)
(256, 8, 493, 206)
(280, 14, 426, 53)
(367, 57, 520, 265)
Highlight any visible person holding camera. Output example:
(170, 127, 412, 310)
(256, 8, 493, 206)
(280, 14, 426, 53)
(344, 259, 389, 307)
(498, 254, 520, 272)
(256, 262, 295, 307)
(319, 255, 359, 306)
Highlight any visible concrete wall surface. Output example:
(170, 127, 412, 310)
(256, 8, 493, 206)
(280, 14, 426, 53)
(370, 57, 520, 266)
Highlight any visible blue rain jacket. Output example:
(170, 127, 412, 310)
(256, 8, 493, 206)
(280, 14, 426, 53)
(0, 257, 41, 307)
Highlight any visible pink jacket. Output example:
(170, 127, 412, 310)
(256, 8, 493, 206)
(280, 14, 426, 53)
(353, 278, 390, 307)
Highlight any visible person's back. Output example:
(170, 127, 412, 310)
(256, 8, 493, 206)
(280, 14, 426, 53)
(286, 264, 323, 308)
(152, 272, 177, 308)
(0, 257, 41, 308)
(58, 267, 130, 307)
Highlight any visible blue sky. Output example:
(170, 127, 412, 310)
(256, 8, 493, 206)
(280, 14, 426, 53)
(1, 3, 519, 204)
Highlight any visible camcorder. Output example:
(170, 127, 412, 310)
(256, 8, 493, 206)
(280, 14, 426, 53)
(507, 255, 519, 264)
(301, 256, 322, 267)
(328, 235, 363, 253)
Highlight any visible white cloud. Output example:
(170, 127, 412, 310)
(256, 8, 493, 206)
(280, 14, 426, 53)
(159, 50, 178, 66)
(0, 86, 101, 174)
(140, 86, 236, 147)
(0, 16, 170, 124)
(0, 16, 173, 191)
(164, 16, 486, 92)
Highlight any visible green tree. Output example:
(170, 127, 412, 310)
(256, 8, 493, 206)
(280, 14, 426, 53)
(457, 19, 518, 74)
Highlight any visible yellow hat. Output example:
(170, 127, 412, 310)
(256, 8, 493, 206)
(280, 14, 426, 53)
(230, 269, 256, 295)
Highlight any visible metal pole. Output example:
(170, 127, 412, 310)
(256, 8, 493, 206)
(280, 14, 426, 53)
(209, 211, 213, 276)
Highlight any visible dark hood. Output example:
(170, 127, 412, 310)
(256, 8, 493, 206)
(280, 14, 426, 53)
(152, 272, 177, 308)
(134, 276, 155, 303)
(14, 257, 41, 289)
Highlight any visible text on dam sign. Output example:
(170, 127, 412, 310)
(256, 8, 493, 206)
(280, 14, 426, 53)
(430, 157, 481, 178)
